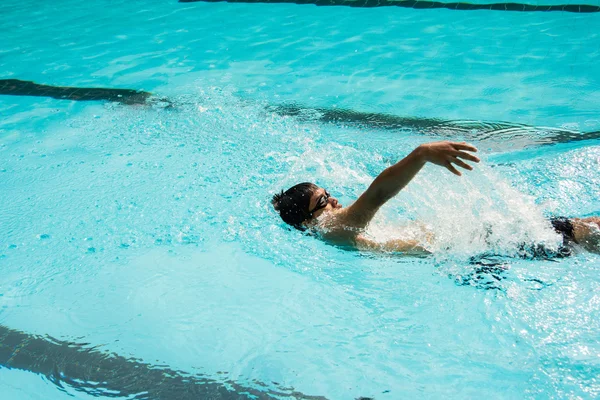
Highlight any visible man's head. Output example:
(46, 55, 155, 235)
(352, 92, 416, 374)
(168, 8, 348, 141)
(272, 182, 341, 229)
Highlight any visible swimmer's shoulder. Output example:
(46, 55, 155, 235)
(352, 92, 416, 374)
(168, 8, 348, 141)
(308, 209, 362, 246)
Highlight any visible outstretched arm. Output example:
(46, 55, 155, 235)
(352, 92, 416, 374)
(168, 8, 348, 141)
(338, 141, 479, 229)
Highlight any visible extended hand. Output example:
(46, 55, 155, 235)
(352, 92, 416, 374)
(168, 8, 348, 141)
(418, 141, 480, 176)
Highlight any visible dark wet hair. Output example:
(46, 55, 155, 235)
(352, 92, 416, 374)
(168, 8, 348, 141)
(271, 182, 318, 229)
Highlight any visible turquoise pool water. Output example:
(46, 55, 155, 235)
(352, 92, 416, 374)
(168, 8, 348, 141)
(1, 0, 600, 399)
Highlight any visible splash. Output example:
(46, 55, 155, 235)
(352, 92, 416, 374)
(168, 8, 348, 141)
(367, 164, 561, 259)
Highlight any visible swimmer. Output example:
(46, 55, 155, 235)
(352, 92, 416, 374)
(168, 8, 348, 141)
(271, 141, 600, 255)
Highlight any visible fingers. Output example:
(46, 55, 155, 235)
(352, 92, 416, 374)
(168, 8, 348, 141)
(451, 157, 473, 171)
(452, 150, 480, 163)
(445, 161, 462, 176)
(451, 142, 478, 153)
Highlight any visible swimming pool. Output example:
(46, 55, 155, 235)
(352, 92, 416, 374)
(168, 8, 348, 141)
(1, 0, 600, 398)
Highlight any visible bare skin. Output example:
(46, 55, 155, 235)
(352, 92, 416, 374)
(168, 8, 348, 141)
(302, 141, 600, 254)
(573, 217, 600, 253)
(304, 141, 480, 253)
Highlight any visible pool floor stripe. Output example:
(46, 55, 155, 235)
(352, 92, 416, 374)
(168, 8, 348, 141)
(2, 79, 599, 147)
(0, 79, 151, 105)
(268, 104, 600, 145)
(0, 324, 327, 400)
(179, 0, 600, 13)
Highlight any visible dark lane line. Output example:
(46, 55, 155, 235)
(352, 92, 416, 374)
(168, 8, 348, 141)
(0, 324, 327, 400)
(179, 0, 600, 13)
(268, 104, 600, 146)
(2, 79, 599, 148)
(0, 79, 151, 105)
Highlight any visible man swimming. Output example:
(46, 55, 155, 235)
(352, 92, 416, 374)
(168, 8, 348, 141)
(272, 141, 600, 255)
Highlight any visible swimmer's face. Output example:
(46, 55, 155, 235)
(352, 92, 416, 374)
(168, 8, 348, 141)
(307, 187, 342, 220)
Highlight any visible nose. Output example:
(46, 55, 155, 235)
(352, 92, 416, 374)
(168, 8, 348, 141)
(330, 197, 339, 207)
